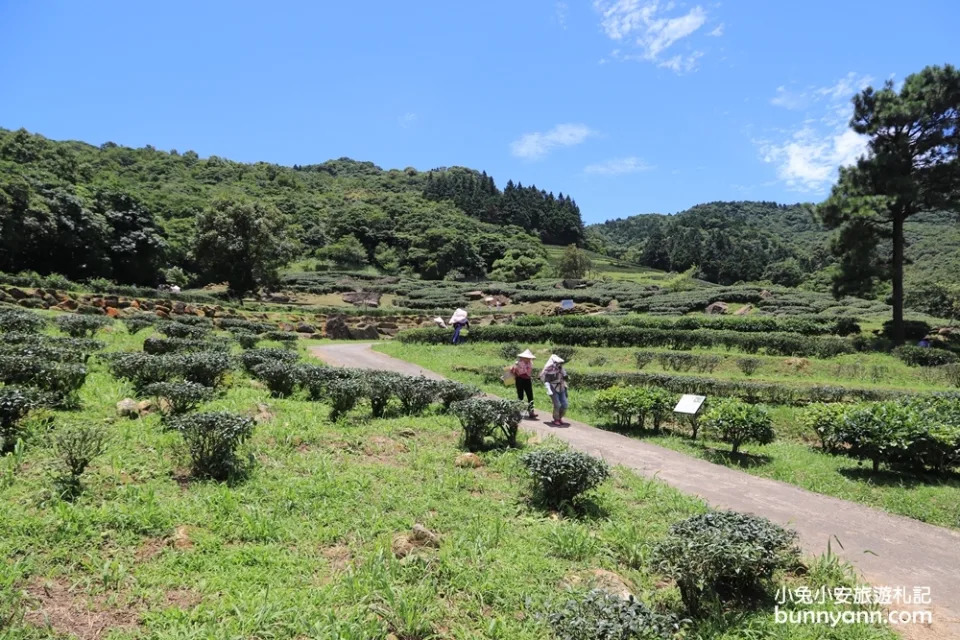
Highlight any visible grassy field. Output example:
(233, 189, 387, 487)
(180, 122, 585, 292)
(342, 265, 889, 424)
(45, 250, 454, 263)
(0, 326, 897, 639)
(543, 245, 673, 285)
(375, 341, 960, 530)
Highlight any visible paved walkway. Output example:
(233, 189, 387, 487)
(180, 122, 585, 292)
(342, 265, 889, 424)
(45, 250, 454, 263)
(311, 343, 960, 639)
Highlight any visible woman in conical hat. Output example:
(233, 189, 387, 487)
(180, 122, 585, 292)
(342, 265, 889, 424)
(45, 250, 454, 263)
(539, 354, 568, 426)
(510, 349, 537, 420)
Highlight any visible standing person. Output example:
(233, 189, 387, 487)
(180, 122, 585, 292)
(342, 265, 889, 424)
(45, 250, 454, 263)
(510, 349, 538, 419)
(540, 354, 568, 426)
(449, 308, 469, 345)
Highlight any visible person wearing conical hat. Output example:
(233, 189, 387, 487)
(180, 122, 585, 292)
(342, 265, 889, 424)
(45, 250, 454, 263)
(510, 349, 538, 420)
(540, 354, 568, 426)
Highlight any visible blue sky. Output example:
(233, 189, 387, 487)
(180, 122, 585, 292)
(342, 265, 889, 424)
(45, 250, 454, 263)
(1, 1, 957, 224)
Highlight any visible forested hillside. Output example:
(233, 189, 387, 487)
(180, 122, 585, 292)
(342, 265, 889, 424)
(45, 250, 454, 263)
(587, 201, 960, 301)
(0, 128, 585, 286)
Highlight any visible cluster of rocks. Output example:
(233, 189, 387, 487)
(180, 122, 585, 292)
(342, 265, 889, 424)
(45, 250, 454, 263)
(0, 286, 242, 320)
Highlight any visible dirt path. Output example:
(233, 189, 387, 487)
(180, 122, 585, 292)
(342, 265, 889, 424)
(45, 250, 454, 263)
(311, 342, 960, 639)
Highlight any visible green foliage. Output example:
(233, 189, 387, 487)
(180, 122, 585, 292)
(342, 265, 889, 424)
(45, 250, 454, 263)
(435, 379, 480, 411)
(498, 343, 523, 361)
(735, 357, 762, 376)
(634, 351, 655, 370)
(0, 308, 46, 333)
(323, 377, 367, 421)
(893, 345, 958, 367)
(838, 401, 927, 473)
(240, 347, 300, 374)
(259, 331, 298, 346)
(701, 399, 775, 454)
(450, 397, 524, 451)
(54, 314, 110, 337)
(173, 352, 233, 387)
(122, 314, 156, 334)
(651, 511, 799, 616)
(488, 248, 548, 282)
(363, 371, 402, 418)
(105, 352, 178, 391)
(556, 244, 592, 279)
(0, 355, 87, 406)
(393, 375, 439, 416)
(882, 319, 931, 342)
(550, 345, 577, 363)
(547, 589, 683, 640)
(143, 336, 231, 355)
(318, 234, 368, 269)
(252, 361, 299, 397)
(192, 197, 298, 297)
(52, 424, 107, 500)
(520, 449, 610, 509)
(232, 331, 260, 349)
(0, 387, 41, 453)
(159, 321, 210, 340)
(800, 403, 848, 453)
(169, 411, 254, 481)
(141, 381, 215, 416)
(592, 386, 677, 432)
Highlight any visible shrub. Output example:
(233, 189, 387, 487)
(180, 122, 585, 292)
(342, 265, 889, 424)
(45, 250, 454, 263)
(240, 347, 299, 373)
(252, 361, 299, 397)
(260, 331, 298, 347)
(143, 336, 231, 355)
(104, 352, 178, 391)
(1, 341, 88, 364)
(364, 371, 402, 418)
(634, 351, 655, 370)
(296, 364, 356, 400)
(55, 314, 110, 337)
(882, 319, 931, 342)
(593, 386, 644, 430)
(547, 589, 683, 640)
(701, 399, 774, 454)
(122, 314, 156, 334)
(0, 308, 46, 333)
(736, 357, 762, 376)
(324, 377, 367, 420)
(893, 345, 958, 367)
(451, 397, 524, 451)
(159, 322, 210, 340)
(839, 401, 923, 472)
(498, 342, 523, 361)
(233, 331, 260, 349)
(587, 355, 608, 367)
(651, 511, 799, 616)
(141, 381, 215, 416)
(0, 355, 87, 406)
(520, 449, 610, 509)
(53, 424, 107, 500)
(0, 387, 42, 453)
(170, 412, 254, 481)
(436, 379, 480, 411)
(550, 345, 577, 363)
(173, 352, 233, 387)
(393, 375, 439, 415)
(799, 403, 847, 453)
(943, 364, 960, 388)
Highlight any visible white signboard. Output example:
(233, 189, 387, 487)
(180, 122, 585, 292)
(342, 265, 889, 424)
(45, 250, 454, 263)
(560, 299, 575, 310)
(673, 394, 706, 416)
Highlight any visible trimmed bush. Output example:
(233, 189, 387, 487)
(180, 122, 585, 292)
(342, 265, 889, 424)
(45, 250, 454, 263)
(0, 386, 42, 452)
(233, 331, 260, 349)
(451, 397, 524, 451)
(393, 375, 439, 415)
(593, 386, 677, 432)
(53, 424, 107, 500)
(550, 345, 577, 363)
(324, 376, 367, 420)
(701, 399, 774, 454)
(0, 308, 46, 333)
(498, 342, 523, 361)
(172, 352, 232, 387)
(170, 412, 254, 481)
(735, 357, 762, 376)
(893, 345, 958, 367)
(260, 331, 298, 347)
(882, 319, 931, 342)
(252, 361, 299, 397)
(142, 381, 215, 416)
(3, 332, 103, 358)
(944, 364, 960, 388)
(520, 448, 610, 509)
(634, 351, 655, 370)
(104, 352, 178, 391)
(240, 347, 300, 374)
(55, 314, 110, 337)
(840, 401, 924, 473)
(0, 355, 87, 406)
(296, 364, 356, 400)
(547, 589, 683, 640)
(651, 511, 799, 616)
(159, 322, 210, 340)
(800, 403, 847, 453)
(122, 314, 157, 334)
(364, 371, 402, 418)
(436, 379, 480, 411)
(144, 336, 231, 355)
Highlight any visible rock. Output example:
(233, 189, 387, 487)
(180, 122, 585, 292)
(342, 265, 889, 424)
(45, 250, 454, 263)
(172, 301, 186, 314)
(325, 315, 351, 340)
(349, 323, 380, 340)
(117, 398, 140, 418)
(0, 290, 12, 304)
(6, 287, 28, 300)
(734, 304, 752, 316)
(104, 296, 120, 309)
(169, 525, 194, 550)
(18, 298, 46, 309)
(105, 307, 120, 318)
(296, 323, 316, 334)
(55, 298, 78, 311)
(342, 291, 382, 308)
(410, 524, 440, 546)
(760, 289, 773, 300)
(455, 453, 483, 468)
(278, 322, 295, 332)
(42, 294, 59, 307)
(137, 399, 154, 415)
(155, 309, 170, 319)
(705, 301, 729, 315)
(465, 290, 484, 301)
(397, 428, 416, 438)
(251, 403, 274, 423)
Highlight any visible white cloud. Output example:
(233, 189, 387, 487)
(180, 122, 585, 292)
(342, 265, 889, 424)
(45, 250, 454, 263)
(398, 112, 417, 128)
(584, 156, 653, 175)
(555, 1, 569, 29)
(757, 72, 875, 193)
(510, 123, 596, 159)
(593, 0, 713, 73)
(708, 23, 724, 37)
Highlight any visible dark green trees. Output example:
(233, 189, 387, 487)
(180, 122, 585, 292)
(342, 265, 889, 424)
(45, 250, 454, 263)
(818, 65, 960, 343)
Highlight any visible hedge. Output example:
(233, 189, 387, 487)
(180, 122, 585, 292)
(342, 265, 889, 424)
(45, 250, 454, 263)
(513, 313, 860, 336)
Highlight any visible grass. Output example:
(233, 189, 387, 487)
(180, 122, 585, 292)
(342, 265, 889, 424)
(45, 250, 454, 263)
(0, 325, 897, 639)
(376, 341, 960, 530)
(543, 245, 673, 285)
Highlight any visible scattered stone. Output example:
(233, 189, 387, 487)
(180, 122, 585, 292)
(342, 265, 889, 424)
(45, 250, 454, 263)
(705, 301, 729, 315)
(169, 525, 194, 550)
(342, 291, 381, 308)
(397, 428, 416, 438)
(760, 289, 773, 300)
(324, 315, 351, 340)
(137, 400, 154, 415)
(465, 290, 484, 301)
(734, 304, 753, 316)
(410, 524, 440, 546)
(348, 323, 380, 340)
(296, 323, 316, 334)
(6, 287, 28, 300)
(455, 453, 483, 468)
(116, 398, 140, 418)
(564, 569, 634, 600)
(251, 403, 274, 423)
(391, 524, 441, 558)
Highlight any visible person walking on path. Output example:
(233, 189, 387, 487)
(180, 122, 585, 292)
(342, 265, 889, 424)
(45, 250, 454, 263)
(540, 354, 568, 426)
(510, 349, 538, 419)
(449, 308, 469, 345)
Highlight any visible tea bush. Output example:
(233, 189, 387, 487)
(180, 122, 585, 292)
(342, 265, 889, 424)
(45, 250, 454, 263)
(1, 341, 88, 364)
(520, 448, 610, 509)
(547, 589, 683, 640)
(324, 376, 367, 420)
(52, 424, 107, 500)
(944, 364, 960, 388)
(172, 352, 232, 387)
(550, 345, 577, 363)
(451, 397, 524, 451)
(0, 355, 87, 406)
(104, 352, 178, 391)
(0, 386, 42, 452)
(296, 365, 357, 400)
(839, 401, 926, 473)
(233, 331, 260, 349)
(260, 331, 298, 346)
(436, 379, 480, 411)
(240, 347, 300, 374)
(55, 314, 110, 337)
(393, 375, 440, 415)
(799, 403, 847, 453)
(651, 511, 799, 615)
(122, 314, 157, 334)
(159, 322, 210, 340)
(142, 381, 215, 416)
(701, 399, 775, 454)
(593, 386, 676, 432)
(364, 371, 402, 418)
(634, 351, 655, 370)
(498, 342, 523, 361)
(893, 345, 958, 367)
(144, 336, 231, 355)
(736, 357, 762, 376)
(0, 308, 46, 333)
(169, 411, 254, 481)
(882, 319, 931, 342)
(252, 361, 300, 397)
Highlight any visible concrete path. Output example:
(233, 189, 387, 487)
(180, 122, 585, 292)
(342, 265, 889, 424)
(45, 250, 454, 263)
(311, 343, 960, 639)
